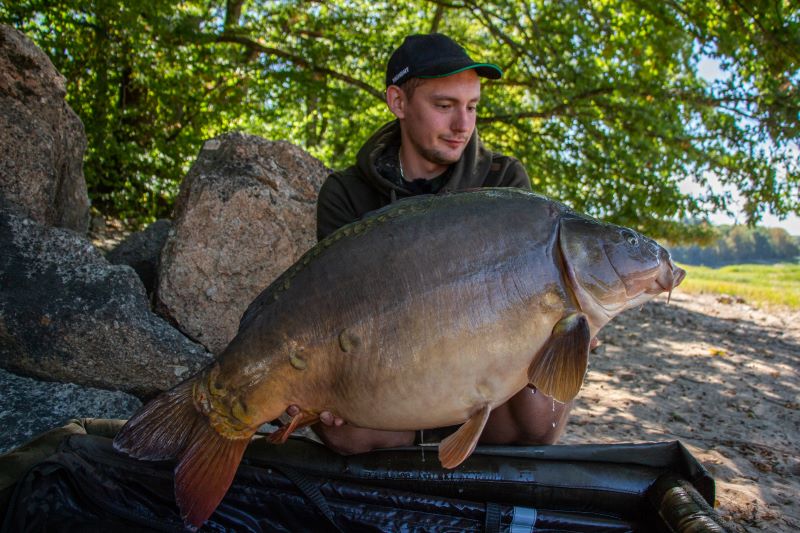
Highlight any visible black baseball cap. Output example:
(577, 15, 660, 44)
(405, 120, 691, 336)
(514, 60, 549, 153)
(385, 33, 502, 88)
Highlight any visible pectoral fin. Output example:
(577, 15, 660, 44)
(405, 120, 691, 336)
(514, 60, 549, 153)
(438, 403, 491, 469)
(528, 312, 590, 403)
(267, 409, 320, 444)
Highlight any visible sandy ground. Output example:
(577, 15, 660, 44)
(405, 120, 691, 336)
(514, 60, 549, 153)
(560, 291, 799, 532)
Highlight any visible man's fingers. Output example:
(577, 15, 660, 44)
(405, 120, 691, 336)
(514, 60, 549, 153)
(319, 411, 346, 426)
(287, 405, 345, 426)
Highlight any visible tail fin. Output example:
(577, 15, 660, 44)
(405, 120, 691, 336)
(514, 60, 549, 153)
(113, 381, 198, 460)
(113, 380, 252, 528)
(174, 421, 251, 528)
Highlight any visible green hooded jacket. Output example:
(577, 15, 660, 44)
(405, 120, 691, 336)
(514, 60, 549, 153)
(316, 120, 531, 241)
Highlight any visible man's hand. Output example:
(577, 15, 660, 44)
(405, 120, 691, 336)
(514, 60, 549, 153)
(286, 405, 414, 454)
(286, 404, 345, 427)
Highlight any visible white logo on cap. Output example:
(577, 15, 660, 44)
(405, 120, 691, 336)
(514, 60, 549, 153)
(392, 67, 410, 84)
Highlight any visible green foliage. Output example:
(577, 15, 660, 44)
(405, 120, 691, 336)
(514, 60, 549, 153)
(678, 262, 800, 309)
(1, 1, 798, 236)
(671, 224, 800, 265)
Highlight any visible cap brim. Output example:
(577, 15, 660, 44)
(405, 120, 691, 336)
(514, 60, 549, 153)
(417, 61, 503, 80)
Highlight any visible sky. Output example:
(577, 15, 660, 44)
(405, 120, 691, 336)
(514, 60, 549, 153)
(680, 178, 800, 236)
(753, 213, 800, 237)
(692, 57, 800, 236)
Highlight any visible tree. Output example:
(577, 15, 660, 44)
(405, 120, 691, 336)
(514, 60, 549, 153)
(2, 1, 798, 241)
(670, 224, 799, 265)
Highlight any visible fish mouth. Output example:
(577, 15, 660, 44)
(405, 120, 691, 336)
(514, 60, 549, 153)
(654, 262, 686, 303)
(672, 266, 686, 288)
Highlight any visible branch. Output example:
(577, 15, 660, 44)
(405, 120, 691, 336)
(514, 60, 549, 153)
(164, 77, 235, 142)
(425, 0, 466, 8)
(478, 109, 564, 123)
(641, 0, 708, 42)
(463, 1, 527, 58)
(225, 0, 245, 29)
(463, 0, 561, 91)
(217, 32, 384, 101)
(728, 0, 800, 63)
(430, 3, 444, 33)
(479, 87, 613, 123)
(292, 28, 328, 40)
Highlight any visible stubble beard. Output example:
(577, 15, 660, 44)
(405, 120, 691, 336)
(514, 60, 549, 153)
(404, 129, 466, 168)
(424, 150, 458, 166)
(417, 143, 463, 166)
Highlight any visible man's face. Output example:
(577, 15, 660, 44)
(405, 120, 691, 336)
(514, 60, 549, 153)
(391, 69, 481, 167)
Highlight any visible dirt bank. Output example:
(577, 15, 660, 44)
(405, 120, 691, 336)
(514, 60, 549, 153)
(561, 291, 800, 532)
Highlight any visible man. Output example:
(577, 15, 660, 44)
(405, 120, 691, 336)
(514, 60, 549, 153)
(294, 33, 572, 454)
(316, 33, 530, 241)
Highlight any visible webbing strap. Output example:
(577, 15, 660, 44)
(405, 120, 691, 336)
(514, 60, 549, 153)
(484, 501, 503, 533)
(510, 506, 538, 533)
(271, 464, 346, 533)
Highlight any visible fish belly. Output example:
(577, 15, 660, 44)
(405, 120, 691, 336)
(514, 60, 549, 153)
(237, 190, 568, 431)
(328, 318, 554, 431)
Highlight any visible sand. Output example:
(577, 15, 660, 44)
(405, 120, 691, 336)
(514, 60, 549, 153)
(560, 291, 800, 532)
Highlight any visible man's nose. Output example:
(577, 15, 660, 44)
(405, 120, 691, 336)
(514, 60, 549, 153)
(451, 107, 471, 133)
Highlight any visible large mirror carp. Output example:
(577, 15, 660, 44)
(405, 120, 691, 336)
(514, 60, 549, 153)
(114, 188, 685, 528)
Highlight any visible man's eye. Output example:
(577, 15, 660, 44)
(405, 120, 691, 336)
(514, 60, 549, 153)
(468, 106, 477, 112)
(435, 104, 450, 109)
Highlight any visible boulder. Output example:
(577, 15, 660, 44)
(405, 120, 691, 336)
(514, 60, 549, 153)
(0, 24, 89, 233)
(157, 133, 327, 353)
(0, 368, 141, 454)
(0, 202, 212, 398)
(106, 219, 172, 297)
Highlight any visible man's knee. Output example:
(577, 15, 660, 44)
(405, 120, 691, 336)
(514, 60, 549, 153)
(313, 424, 415, 455)
(512, 395, 572, 444)
(514, 421, 565, 445)
(481, 389, 573, 445)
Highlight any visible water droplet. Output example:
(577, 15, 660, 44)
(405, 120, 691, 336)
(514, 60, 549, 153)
(552, 399, 555, 412)
(552, 421, 556, 428)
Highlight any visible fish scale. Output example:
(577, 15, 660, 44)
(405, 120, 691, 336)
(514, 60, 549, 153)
(113, 188, 685, 529)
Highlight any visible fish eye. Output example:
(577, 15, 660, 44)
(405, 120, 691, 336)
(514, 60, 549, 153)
(621, 230, 638, 246)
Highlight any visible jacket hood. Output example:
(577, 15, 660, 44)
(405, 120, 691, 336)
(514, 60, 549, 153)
(355, 120, 496, 199)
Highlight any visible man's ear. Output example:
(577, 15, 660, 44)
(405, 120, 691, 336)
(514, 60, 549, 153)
(386, 85, 406, 119)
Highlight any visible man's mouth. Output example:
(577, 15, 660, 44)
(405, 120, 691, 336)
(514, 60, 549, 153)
(442, 138, 466, 148)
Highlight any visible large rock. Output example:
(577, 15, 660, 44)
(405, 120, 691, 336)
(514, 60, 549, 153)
(0, 25, 89, 234)
(157, 134, 327, 353)
(0, 202, 212, 398)
(106, 219, 172, 298)
(0, 368, 141, 454)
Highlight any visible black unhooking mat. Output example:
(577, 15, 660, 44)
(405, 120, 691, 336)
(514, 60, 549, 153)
(0, 419, 730, 532)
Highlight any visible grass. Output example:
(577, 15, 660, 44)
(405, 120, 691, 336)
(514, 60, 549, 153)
(676, 262, 800, 310)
